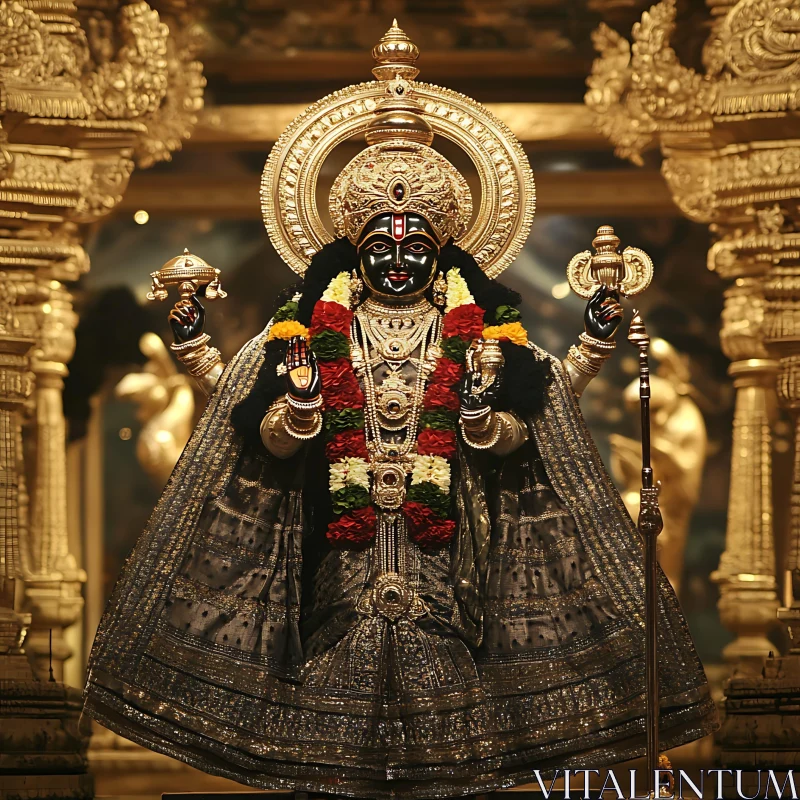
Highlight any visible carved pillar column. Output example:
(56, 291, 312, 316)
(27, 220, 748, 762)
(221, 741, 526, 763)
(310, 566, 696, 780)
(585, 0, 797, 661)
(0, 269, 34, 666)
(587, 0, 800, 766)
(0, 0, 204, 683)
(714, 277, 779, 659)
(764, 264, 800, 650)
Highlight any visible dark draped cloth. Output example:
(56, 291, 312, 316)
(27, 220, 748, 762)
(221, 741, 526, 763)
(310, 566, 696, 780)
(84, 325, 718, 799)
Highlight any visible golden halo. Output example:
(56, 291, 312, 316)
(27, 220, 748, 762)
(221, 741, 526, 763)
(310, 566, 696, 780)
(261, 29, 535, 278)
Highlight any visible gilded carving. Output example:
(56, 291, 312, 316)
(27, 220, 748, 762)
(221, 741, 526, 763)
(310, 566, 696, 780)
(585, 24, 654, 166)
(587, 0, 800, 663)
(81, 1, 169, 120)
(134, 18, 206, 168)
(0, 0, 205, 698)
(628, 0, 715, 126)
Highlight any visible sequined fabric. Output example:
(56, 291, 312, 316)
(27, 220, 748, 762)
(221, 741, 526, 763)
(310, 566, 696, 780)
(84, 334, 717, 799)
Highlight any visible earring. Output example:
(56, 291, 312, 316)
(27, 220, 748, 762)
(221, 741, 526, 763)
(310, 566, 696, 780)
(433, 271, 447, 308)
(350, 269, 363, 307)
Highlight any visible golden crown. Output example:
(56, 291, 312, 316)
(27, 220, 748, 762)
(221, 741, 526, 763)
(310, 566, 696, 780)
(261, 20, 535, 277)
(329, 144, 472, 245)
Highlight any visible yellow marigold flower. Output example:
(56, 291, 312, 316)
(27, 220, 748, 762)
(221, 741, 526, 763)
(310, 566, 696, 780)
(268, 320, 309, 341)
(482, 322, 528, 346)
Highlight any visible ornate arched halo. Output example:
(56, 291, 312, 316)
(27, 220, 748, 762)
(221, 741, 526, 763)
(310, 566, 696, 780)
(261, 21, 535, 278)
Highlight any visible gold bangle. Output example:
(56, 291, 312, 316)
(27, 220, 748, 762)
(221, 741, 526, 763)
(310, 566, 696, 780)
(175, 344, 222, 378)
(579, 332, 616, 353)
(565, 344, 600, 376)
(170, 333, 211, 354)
(284, 408, 322, 440)
(459, 413, 502, 450)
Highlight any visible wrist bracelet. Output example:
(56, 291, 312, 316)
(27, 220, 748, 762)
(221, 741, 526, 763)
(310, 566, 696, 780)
(580, 332, 616, 353)
(284, 408, 322, 440)
(287, 393, 323, 412)
(175, 344, 222, 378)
(460, 405, 491, 421)
(460, 413, 502, 450)
(170, 333, 210, 354)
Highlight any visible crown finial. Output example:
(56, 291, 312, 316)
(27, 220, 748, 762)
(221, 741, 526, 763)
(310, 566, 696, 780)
(372, 20, 420, 81)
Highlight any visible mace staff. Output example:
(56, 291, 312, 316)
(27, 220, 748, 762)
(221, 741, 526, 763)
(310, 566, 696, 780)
(566, 226, 665, 797)
(628, 312, 665, 797)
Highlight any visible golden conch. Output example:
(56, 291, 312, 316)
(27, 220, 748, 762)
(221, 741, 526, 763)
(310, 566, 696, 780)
(567, 225, 654, 299)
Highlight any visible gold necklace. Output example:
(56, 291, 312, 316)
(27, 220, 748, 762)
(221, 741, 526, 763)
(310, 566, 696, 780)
(350, 305, 442, 509)
(359, 297, 437, 365)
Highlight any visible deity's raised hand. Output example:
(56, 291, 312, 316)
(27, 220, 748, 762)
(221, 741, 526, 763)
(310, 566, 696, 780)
(168, 286, 206, 343)
(285, 335, 321, 400)
(584, 284, 624, 341)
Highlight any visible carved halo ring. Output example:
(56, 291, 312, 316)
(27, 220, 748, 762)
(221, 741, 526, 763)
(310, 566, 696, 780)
(261, 82, 536, 278)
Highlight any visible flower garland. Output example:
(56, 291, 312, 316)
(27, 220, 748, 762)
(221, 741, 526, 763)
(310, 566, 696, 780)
(270, 267, 528, 551)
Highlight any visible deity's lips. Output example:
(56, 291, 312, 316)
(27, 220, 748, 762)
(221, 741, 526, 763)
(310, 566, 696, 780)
(387, 270, 409, 283)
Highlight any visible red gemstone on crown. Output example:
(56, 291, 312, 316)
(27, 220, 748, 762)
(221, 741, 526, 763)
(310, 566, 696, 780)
(393, 183, 405, 200)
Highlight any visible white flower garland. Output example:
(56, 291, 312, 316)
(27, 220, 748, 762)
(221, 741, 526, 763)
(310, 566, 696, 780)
(444, 267, 474, 313)
(411, 454, 451, 494)
(329, 457, 371, 493)
(321, 271, 352, 308)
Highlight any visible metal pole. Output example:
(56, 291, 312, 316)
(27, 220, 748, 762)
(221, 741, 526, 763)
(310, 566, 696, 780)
(628, 312, 664, 798)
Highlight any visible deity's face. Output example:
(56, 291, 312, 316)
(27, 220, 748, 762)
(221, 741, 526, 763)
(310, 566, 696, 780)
(357, 213, 440, 301)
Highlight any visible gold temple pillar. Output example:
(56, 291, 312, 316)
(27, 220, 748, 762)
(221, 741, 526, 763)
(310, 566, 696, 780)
(0, 0, 204, 683)
(585, 0, 800, 662)
(0, 1, 204, 795)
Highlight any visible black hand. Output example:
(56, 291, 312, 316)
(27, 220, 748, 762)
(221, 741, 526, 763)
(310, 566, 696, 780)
(168, 292, 205, 343)
(584, 284, 624, 341)
(458, 366, 503, 411)
(285, 336, 321, 400)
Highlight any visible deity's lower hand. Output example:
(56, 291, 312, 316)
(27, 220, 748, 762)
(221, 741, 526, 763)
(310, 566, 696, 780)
(459, 340, 503, 413)
(168, 287, 206, 343)
(584, 284, 623, 341)
(458, 341, 507, 450)
(285, 335, 321, 401)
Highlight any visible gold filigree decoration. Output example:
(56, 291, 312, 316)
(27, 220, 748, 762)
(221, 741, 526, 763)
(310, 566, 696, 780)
(81, 1, 169, 120)
(629, 0, 716, 125)
(0, 0, 90, 119)
(716, 0, 800, 83)
(134, 17, 206, 168)
(585, 0, 715, 165)
(585, 23, 655, 167)
(329, 144, 471, 246)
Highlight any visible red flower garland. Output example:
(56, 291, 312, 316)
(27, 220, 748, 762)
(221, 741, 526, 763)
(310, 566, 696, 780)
(404, 502, 456, 547)
(326, 506, 376, 547)
(417, 428, 457, 459)
(311, 286, 493, 551)
(319, 358, 363, 409)
(442, 303, 484, 340)
(423, 383, 460, 411)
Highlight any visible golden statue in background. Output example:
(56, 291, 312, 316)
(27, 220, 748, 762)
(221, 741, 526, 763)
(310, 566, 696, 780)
(115, 333, 195, 487)
(610, 339, 707, 596)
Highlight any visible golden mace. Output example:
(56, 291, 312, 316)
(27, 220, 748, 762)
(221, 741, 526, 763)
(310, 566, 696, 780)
(567, 226, 668, 797)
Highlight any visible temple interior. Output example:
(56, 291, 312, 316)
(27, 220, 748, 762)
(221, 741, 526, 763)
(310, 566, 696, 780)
(2, 0, 799, 798)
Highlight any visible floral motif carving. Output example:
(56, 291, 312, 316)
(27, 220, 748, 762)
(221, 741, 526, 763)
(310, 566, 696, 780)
(81, 1, 169, 120)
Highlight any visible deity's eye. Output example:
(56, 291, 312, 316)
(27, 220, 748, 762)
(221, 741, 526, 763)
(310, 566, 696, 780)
(405, 241, 431, 253)
(368, 241, 391, 253)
